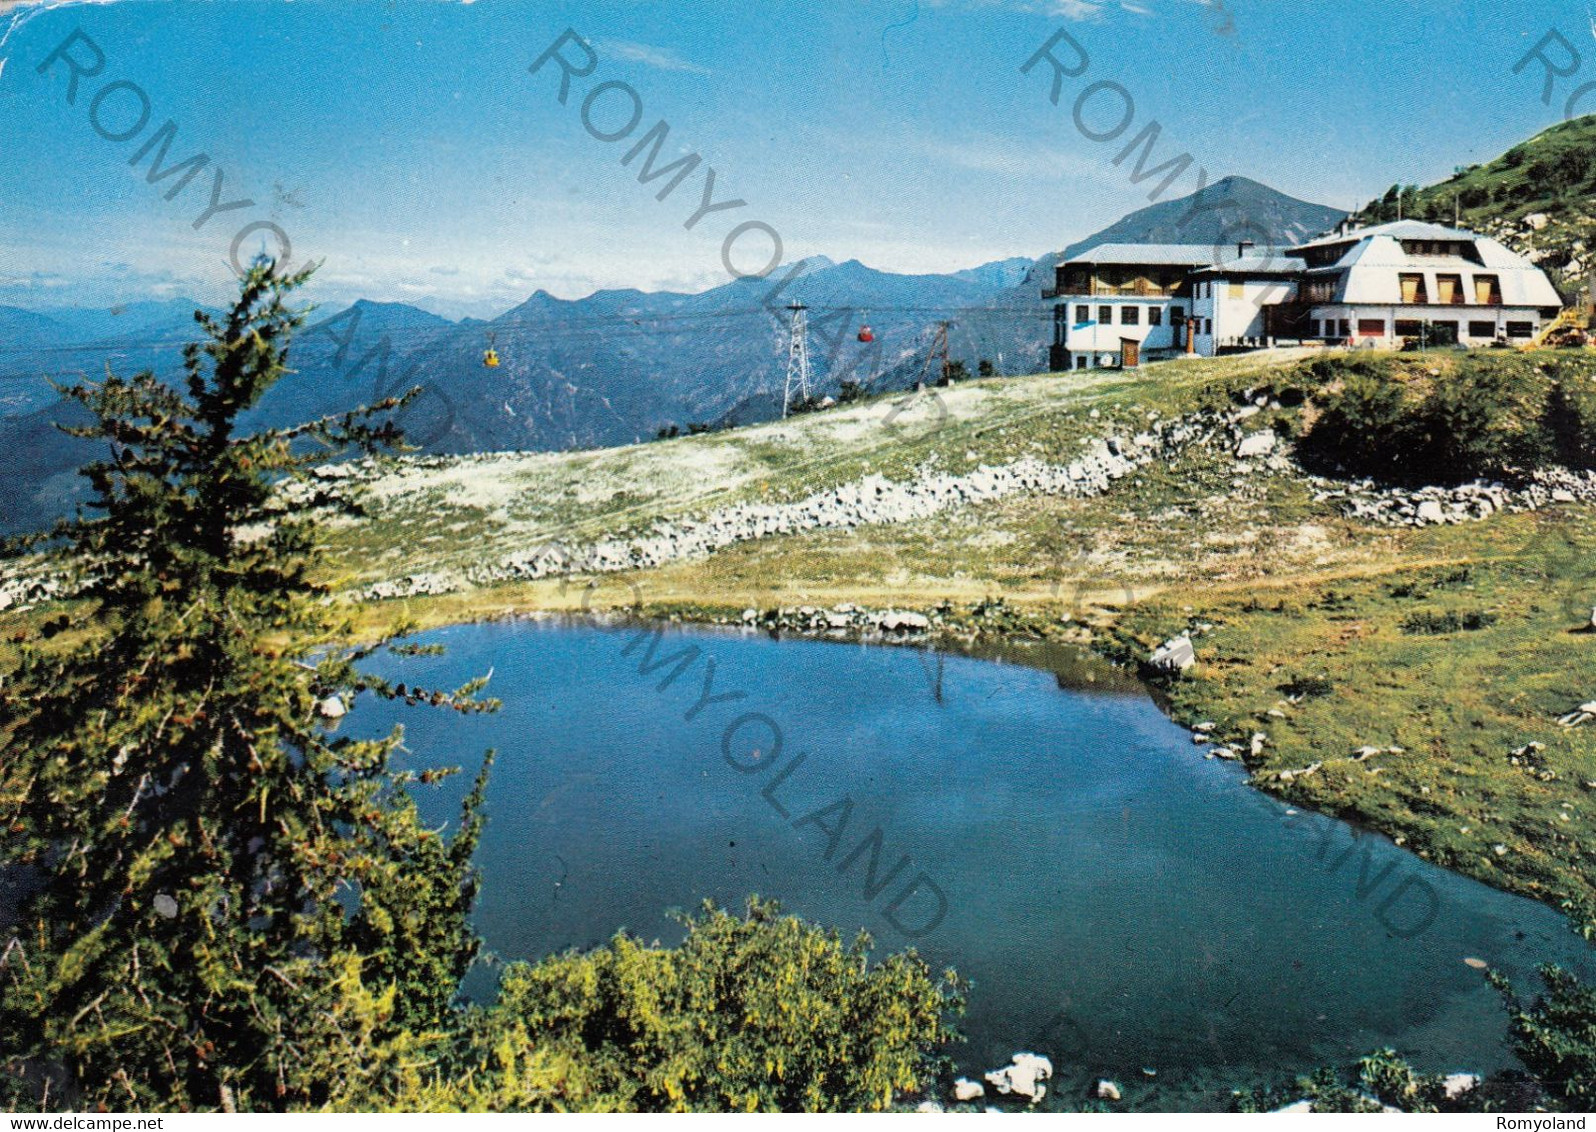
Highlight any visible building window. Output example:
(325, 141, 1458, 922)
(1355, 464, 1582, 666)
(1506, 321, 1534, 339)
(1228, 281, 1245, 300)
(1339, 319, 1351, 338)
(1474, 275, 1503, 305)
(1204, 318, 1213, 335)
(1171, 306, 1184, 323)
(1099, 306, 1113, 324)
(1467, 320, 1497, 338)
(1358, 318, 1388, 337)
(1436, 274, 1464, 305)
(1148, 307, 1163, 326)
(1075, 355, 1088, 370)
(1310, 319, 1322, 337)
(1121, 306, 1140, 325)
(1304, 278, 1336, 303)
(1428, 321, 1459, 345)
(1395, 319, 1424, 338)
(1075, 304, 1090, 323)
(1399, 274, 1429, 304)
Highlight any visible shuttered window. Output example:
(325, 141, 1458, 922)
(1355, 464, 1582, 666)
(1399, 274, 1428, 304)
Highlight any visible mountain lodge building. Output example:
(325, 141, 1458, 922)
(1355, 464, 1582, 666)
(1046, 221, 1564, 371)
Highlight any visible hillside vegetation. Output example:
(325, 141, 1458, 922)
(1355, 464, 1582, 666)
(1296, 351, 1596, 483)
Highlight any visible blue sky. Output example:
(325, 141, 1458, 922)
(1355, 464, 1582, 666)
(0, 0, 1590, 319)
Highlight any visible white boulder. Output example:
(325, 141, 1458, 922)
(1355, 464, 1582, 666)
(878, 611, 931, 633)
(1095, 1079, 1123, 1102)
(1416, 500, 1447, 525)
(952, 1077, 985, 1102)
(984, 1052, 1052, 1104)
(1235, 431, 1276, 459)
(317, 695, 348, 721)
(1147, 635, 1196, 674)
(1442, 1073, 1479, 1100)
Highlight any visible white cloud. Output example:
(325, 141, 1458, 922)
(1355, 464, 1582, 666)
(597, 39, 710, 75)
(938, 0, 1227, 22)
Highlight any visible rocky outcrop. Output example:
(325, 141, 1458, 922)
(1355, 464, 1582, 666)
(1314, 467, 1596, 528)
(0, 567, 64, 613)
(741, 604, 938, 638)
(1558, 701, 1596, 728)
(363, 572, 465, 601)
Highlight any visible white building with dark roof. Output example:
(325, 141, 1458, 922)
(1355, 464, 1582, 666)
(1046, 220, 1564, 370)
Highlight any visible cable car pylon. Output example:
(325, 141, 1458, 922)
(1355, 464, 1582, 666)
(917, 319, 954, 388)
(783, 302, 811, 418)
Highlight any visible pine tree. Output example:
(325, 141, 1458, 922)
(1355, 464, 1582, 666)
(0, 261, 494, 1111)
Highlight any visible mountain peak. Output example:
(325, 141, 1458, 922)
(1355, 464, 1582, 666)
(1053, 176, 1345, 263)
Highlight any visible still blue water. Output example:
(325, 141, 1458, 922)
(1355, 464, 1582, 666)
(357, 618, 1592, 1108)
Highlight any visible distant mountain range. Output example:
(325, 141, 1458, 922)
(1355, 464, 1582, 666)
(0, 175, 1343, 535)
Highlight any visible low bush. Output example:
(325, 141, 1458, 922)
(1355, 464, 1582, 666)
(1299, 353, 1596, 484)
(1548, 377, 1596, 469)
(345, 899, 965, 1113)
(1400, 609, 1499, 635)
(1495, 964, 1596, 1106)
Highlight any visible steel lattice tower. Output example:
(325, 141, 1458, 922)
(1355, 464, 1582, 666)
(783, 302, 810, 418)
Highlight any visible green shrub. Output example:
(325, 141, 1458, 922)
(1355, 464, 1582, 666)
(1401, 609, 1498, 634)
(1548, 377, 1596, 469)
(432, 899, 963, 1113)
(1300, 354, 1570, 483)
(1414, 357, 1553, 480)
(1300, 361, 1414, 477)
(1498, 965, 1596, 1106)
(1232, 1050, 1451, 1113)
(1278, 674, 1335, 699)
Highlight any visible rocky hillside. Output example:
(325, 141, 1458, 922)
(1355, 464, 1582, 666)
(1352, 115, 1596, 290)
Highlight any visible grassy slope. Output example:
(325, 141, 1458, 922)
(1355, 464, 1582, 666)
(320, 353, 1302, 591)
(8, 347, 1596, 924)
